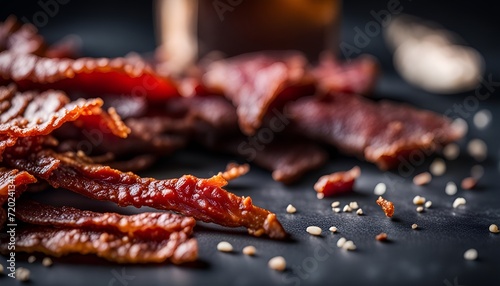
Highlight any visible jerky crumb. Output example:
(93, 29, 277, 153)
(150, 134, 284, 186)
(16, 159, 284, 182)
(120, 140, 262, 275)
(342, 240, 357, 251)
(16, 267, 30, 282)
(28, 256, 36, 263)
(356, 208, 364, 215)
(376, 233, 388, 241)
(306, 226, 322, 236)
(376, 196, 394, 217)
(286, 204, 297, 214)
(242, 246, 256, 256)
(374, 183, 387, 195)
(425, 201, 432, 208)
(413, 195, 426, 205)
(337, 237, 347, 248)
(430, 158, 446, 176)
(329, 226, 338, 233)
(461, 177, 477, 190)
(453, 197, 467, 208)
(42, 257, 53, 267)
(349, 202, 359, 210)
(464, 249, 478, 260)
(445, 181, 458, 196)
(412, 224, 418, 230)
(413, 172, 432, 186)
(489, 224, 499, 234)
(416, 206, 424, 213)
(268, 256, 286, 271)
(217, 241, 233, 252)
(331, 201, 340, 208)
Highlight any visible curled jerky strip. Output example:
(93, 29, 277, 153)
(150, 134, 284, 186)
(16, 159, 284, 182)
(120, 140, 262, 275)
(0, 167, 37, 227)
(0, 16, 45, 55)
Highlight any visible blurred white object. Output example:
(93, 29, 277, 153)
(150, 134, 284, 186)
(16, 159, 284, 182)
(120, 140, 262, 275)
(385, 14, 484, 94)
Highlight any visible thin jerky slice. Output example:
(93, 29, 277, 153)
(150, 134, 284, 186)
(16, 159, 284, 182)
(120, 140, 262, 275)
(0, 167, 37, 198)
(2, 226, 197, 264)
(314, 166, 360, 197)
(313, 54, 379, 96)
(0, 16, 45, 55)
(5, 147, 287, 239)
(219, 163, 250, 181)
(16, 200, 196, 240)
(203, 51, 315, 135)
(376, 196, 394, 218)
(0, 51, 179, 100)
(287, 94, 465, 170)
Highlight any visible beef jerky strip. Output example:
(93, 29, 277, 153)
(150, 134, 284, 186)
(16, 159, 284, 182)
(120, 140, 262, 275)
(2, 226, 197, 264)
(314, 166, 360, 197)
(203, 51, 315, 135)
(287, 94, 465, 170)
(16, 200, 195, 240)
(0, 51, 179, 100)
(0, 16, 45, 55)
(313, 54, 380, 96)
(0, 168, 37, 227)
(4, 145, 287, 239)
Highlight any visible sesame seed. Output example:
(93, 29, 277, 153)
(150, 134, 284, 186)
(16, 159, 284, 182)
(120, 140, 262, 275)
(286, 204, 297, 214)
(413, 172, 432, 186)
(42, 257, 53, 267)
(416, 206, 424, 213)
(453, 197, 467, 208)
(473, 109, 492, 129)
(430, 158, 446, 176)
(333, 207, 341, 213)
(443, 143, 460, 160)
(467, 139, 487, 161)
(337, 237, 347, 248)
(317, 193, 325, 199)
(268, 256, 286, 271)
(217, 241, 233, 252)
(374, 183, 387, 195)
(464, 249, 478, 261)
(15, 267, 30, 282)
(451, 118, 468, 136)
(411, 223, 418, 230)
(489, 224, 499, 234)
(471, 165, 484, 179)
(306, 226, 322, 236)
(342, 240, 357, 251)
(329, 226, 338, 233)
(242, 246, 257, 256)
(375, 233, 388, 241)
(356, 208, 364, 215)
(28, 256, 36, 263)
(349, 202, 359, 210)
(461, 177, 477, 190)
(343, 205, 352, 212)
(413, 195, 426, 205)
(425, 201, 432, 208)
(331, 201, 340, 208)
(445, 182, 458, 196)
(0, 263, 3, 274)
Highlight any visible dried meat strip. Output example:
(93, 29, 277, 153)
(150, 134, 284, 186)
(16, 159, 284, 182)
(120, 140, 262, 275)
(0, 16, 45, 55)
(0, 51, 179, 100)
(2, 226, 197, 264)
(203, 51, 315, 135)
(4, 147, 287, 239)
(314, 166, 360, 197)
(16, 200, 196, 240)
(287, 94, 465, 170)
(0, 167, 37, 198)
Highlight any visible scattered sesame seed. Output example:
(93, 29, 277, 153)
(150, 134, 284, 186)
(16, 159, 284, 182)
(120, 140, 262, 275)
(413, 195, 426, 205)
(268, 256, 286, 271)
(349, 202, 359, 210)
(356, 208, 364, 215)
(461, 177, 477, 190)
(0, 263, 3, 274)
(453, 197, 467, 208)
(343, 205, 352, 212)
(242, 246, 257, 256)
(374, 182, 387, 196)
(217, 241, 233, 252)
(42, 257, 53, 267)
(416, 206, 424, 213)
(411, 223, 418, 230)
(329, 226, 338, 233)
(413, 172, 432, 186)
(471, 165, 484, 179)
(489, 224, 499, 234)
(473, 109, 492, 129)
(286, 204, 297, 214)
(430, 158, 446, 176)
(15, 267, 30, 282)
(467, 139, 487, 161)
(342, 240, 357, 251)
(445, 181, 458, 196)
(28, 256, 36, 263)
(331, 201, 340, 208)
(375, 233, 388, 241)
(451, 118, 468, 136)
(317, 193, 325, 199)
(443, 143, 460, 160)
(425, 201, 432, 208)
(306, 226, 322, 236)
(464, 249, 478, 261)
(337, 237, 347, 248)
(333, 207, 341, 213)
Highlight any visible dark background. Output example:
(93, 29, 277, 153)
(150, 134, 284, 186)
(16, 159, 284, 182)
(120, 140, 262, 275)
(1, 1, 500, 286)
